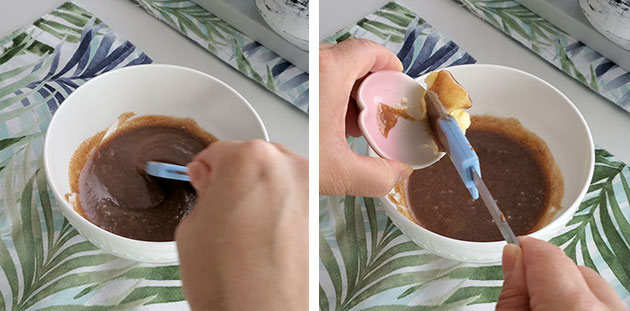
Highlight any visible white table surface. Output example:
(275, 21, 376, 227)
(0, 0, 308, 158)
(321, 0, 630, 164)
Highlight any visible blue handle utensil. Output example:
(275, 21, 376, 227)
(425, 91, 519, 245)
(145, 161, 190, 182)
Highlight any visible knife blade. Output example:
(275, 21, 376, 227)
(425, 90, 520, 245)
(473, 169, 520, 245)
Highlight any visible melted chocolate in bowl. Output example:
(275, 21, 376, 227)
(68, 114, 216, 241)
(406, 115, 564, 242)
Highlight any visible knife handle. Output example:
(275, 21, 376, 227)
(437, 117, 480, 199)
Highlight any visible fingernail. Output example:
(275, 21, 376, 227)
(502, 244, 520, 279)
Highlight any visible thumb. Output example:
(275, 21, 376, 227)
(496, 243, 529, 310)
(344, 154, 412, 197)
(187, 161, 211, 196)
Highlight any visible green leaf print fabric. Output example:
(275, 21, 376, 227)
(134, 0, 309, 113)
(0, 2, 188, 310)
(319, 2, 630, 310)
(458, 0, 630, 112)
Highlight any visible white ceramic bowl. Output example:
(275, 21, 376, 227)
(44, 64, 268, 263)
(377, 64, 594, 263)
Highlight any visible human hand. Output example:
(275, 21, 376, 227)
(176, 140, 308, 311)
(497, 236, 626, 310)
(319, 38, 412, 197)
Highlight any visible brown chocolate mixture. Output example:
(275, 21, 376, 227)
(406, 115, 563, 242)
(69, 114, 216, 241)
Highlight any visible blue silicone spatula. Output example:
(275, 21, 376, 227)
(425, 90, 519, 245)
(145, 161, 190, 182)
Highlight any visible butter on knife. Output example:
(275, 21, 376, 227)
(421, 70, 472, 135)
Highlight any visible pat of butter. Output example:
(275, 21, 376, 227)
(449, 109, 471, 133)
(425, 71, 438, 88)
(424, 71, 471, 133)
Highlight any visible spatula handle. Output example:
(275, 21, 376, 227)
(145, 161, 190, 182)
(436, 117, 480, 199)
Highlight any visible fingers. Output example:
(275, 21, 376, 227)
(343, 154, 412, 197)
(332, 38, 403, 82)
(497, 237, 625, 310)
(350, 76, 367, 100)
(270, 142, 304, 160)
(319, 38, 409, 197)
(187, 161, 211, 195)
(519, 236, 599, 309)
(191, 140, 241, 168)
(578, 266, 627, 310)
(187, 140, 238, 195)
(320, 38, 403, 119)
(496, 243, 529, 310)
(188, 140, 296, 196)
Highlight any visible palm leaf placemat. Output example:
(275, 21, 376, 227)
(458, 0, 630, 112)
(0, 1, 188, 310)
(134, 0, 309, 113)
(319, 2, 630, 310)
